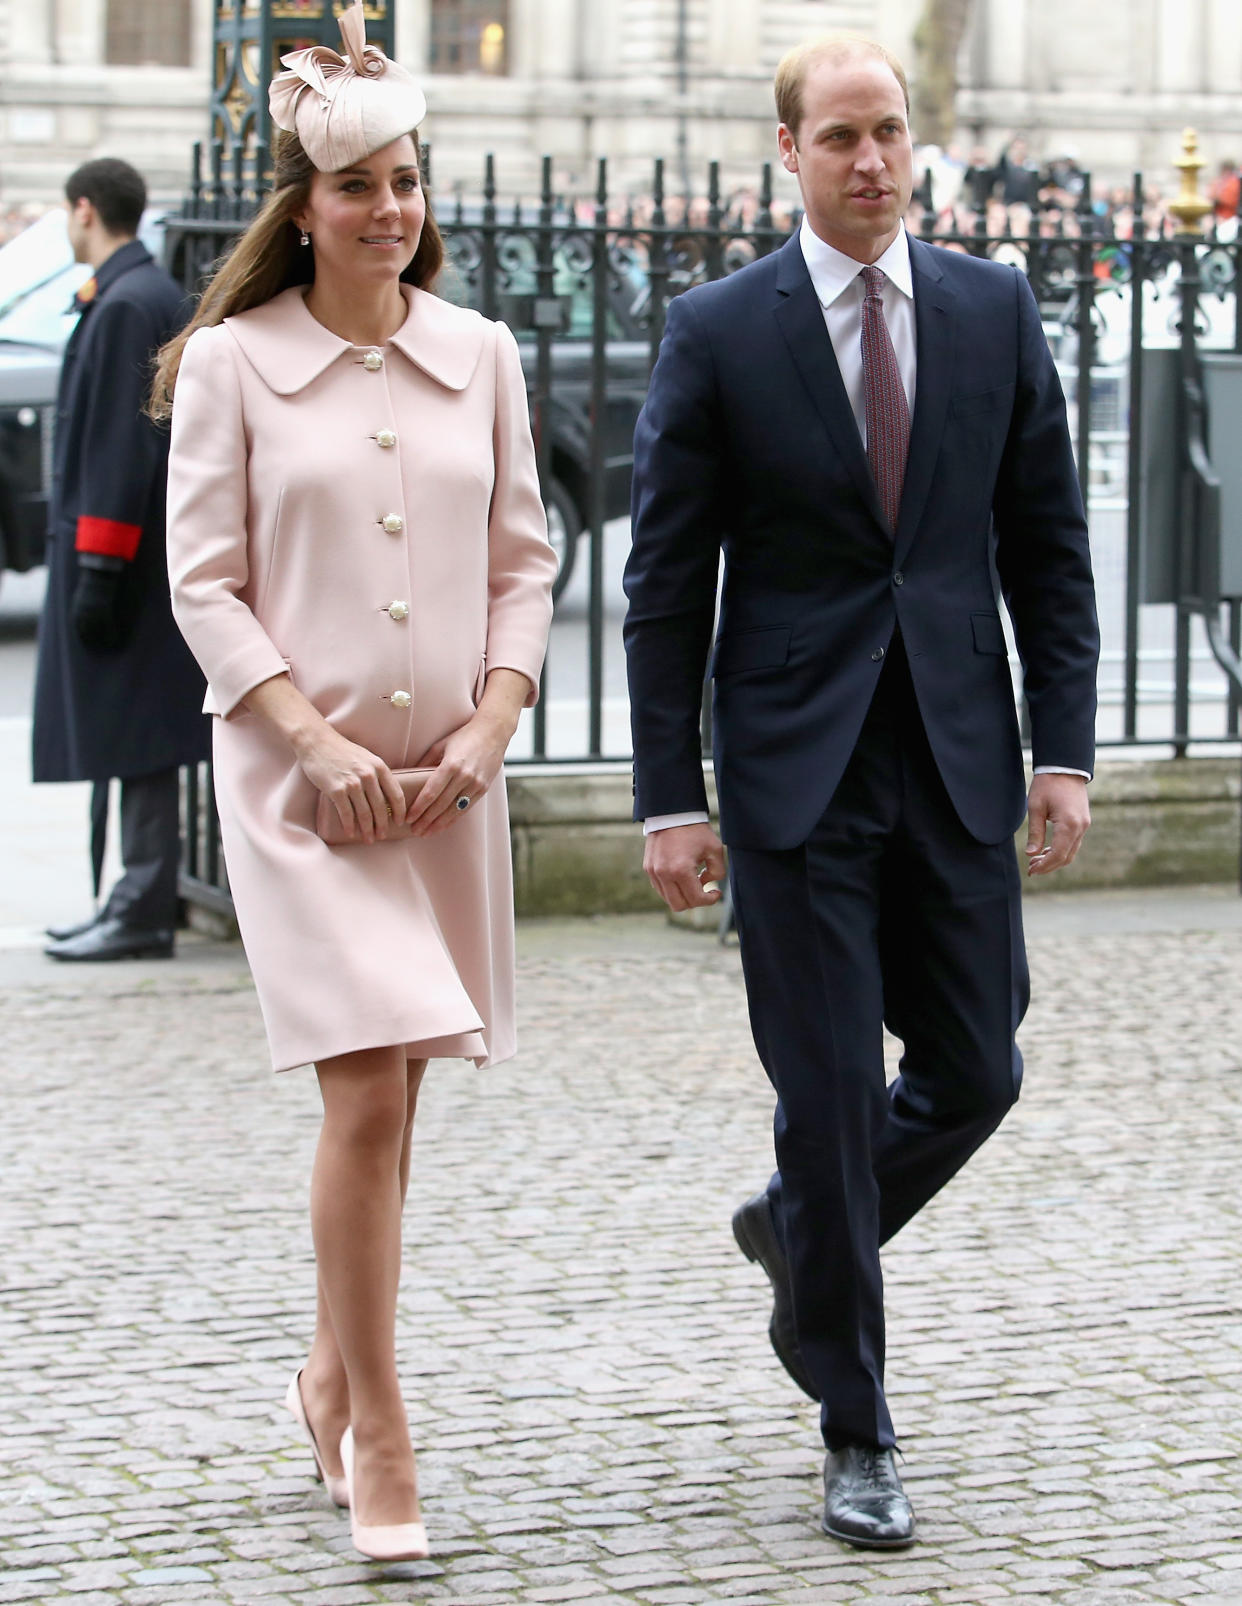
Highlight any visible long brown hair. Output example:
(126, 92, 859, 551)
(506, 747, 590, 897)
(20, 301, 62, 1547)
(149, 129, 444, 419)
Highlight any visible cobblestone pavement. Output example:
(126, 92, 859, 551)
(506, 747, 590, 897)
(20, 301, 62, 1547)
(2, 898, 1241, 1606)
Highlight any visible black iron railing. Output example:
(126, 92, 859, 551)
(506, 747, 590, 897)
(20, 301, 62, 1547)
(170, 151, 1242, 912)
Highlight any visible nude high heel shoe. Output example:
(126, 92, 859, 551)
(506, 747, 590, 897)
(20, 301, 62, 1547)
(339, 1426, 429, 1562)
(284, 1371, 349, 1508)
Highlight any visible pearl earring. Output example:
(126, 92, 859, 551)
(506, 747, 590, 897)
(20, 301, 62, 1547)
(300, 229, 310, 247)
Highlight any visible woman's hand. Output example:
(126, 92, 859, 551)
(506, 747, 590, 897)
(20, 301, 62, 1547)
(407, 667, 531, 836)
(242, 673, 405, 844)
(296, 725, 407, 844)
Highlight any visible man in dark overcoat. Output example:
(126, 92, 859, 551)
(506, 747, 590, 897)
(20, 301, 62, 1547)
(624, 35, 1098, 1547)
(33, 158, 208, 961)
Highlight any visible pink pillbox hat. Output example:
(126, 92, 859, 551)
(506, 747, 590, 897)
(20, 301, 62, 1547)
(268, 0, 427, 173)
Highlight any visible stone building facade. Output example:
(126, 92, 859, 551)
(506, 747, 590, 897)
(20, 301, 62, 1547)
(1, 0, 1240, 216)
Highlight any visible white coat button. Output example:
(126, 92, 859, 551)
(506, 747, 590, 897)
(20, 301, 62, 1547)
(382, 513, 404, 534)
(376, 429, 397, 448)
(391, 690, 412, 710)
(387, 600, 409, 621)
(363, 350, 384, 371)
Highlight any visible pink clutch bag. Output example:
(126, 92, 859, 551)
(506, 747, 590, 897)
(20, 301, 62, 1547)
(315, 768, 436, 845)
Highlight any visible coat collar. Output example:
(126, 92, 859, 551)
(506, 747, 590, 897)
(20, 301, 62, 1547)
(93, 238, 153, 296)
(73, 239, 152, 313)
(224, 284, 486, 396)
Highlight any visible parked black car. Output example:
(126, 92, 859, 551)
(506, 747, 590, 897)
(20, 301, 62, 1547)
(438, 230, 653, 599)
(0, 213, 87, 583)
(0, 210, 174, 589)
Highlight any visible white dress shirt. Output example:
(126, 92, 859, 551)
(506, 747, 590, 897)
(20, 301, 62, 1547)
(644, 222, 1083, 835)
(799, 214, 917, 444)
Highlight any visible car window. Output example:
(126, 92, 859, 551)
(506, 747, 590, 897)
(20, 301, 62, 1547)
(0, 206, 164, 349)
(0, 264, 87, 348)
(0, 210, 86, 321)
(438, 233, 640, 342)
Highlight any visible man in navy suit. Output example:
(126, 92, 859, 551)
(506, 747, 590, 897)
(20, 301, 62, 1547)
(623, 34, 1098, 1548)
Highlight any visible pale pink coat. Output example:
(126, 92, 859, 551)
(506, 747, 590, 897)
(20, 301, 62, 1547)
(166, 285, 556, 1071)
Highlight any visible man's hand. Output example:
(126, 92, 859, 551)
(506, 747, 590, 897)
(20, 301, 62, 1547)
(71, 565, 127, 652)
(1025, 773, 1090, 876)
(644, 822, 727, 912)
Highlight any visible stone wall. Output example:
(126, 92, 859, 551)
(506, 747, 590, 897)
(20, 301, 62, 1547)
(506, 758, 1242, 917)
(4, 0, 1241, 214)
(186, 756, 1242, 940)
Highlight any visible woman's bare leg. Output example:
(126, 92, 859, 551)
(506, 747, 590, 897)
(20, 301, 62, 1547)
(299, 1058, 428, 1485)
(398, 1058, 428, 1201)
(306, 1044, 419, 1526)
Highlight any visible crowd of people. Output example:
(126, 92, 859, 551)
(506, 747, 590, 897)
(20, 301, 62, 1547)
(527, 142, 1240, 267)
(911, 137, 1241, 242)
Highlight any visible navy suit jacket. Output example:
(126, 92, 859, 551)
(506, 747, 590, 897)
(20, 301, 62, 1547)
(623, 232, 1100, 850)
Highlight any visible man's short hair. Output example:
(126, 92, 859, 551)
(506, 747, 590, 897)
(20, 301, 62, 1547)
(64, 158, 146, 236)
(775, 33, 910, 139)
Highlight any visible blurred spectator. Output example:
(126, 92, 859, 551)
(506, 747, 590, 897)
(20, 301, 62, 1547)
(913, 142, 965, 224)
(1042, 150, 1087, 206)
(961, 144, 999, 211)
(998, 136, 1040, 206)
(1210, 159, 1240, 222)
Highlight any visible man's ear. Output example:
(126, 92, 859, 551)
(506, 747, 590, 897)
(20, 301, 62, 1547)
(777, 123, 799, 175)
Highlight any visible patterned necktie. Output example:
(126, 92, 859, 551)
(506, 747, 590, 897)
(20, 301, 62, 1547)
(860, 264, 910, 533)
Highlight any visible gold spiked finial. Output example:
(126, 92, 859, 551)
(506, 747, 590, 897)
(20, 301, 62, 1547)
(1168, 126, 1213, 235)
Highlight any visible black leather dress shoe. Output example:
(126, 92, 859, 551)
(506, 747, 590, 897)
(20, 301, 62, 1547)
(46, 912, 102, 943)
(731, 1190, 817, 1399)
(45, 917, 174, 963)
(822, 1446, 916, 1549)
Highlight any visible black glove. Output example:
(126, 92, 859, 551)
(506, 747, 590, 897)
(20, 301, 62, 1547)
(71, 562, 128, 652)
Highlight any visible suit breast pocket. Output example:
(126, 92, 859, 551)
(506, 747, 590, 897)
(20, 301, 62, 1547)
(711, 625, 792, 679)
(951, 382, 1015, 421)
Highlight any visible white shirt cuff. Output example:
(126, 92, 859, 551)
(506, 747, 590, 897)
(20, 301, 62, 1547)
(1033, 766, 1091, 780)
(643, 811, 711, 835)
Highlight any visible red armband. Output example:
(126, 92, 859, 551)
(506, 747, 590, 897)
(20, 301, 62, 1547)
(75, 516, 141, 561)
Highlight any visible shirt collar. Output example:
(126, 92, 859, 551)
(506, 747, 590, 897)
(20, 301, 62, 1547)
(798, 216, 914, 309)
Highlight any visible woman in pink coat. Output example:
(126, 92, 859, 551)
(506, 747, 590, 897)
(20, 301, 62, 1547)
(155, 2, 555, 1564)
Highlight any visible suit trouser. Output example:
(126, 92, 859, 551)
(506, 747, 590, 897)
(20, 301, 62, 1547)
(727, 643, 1029, 1450)
(98, 767, 182, 931)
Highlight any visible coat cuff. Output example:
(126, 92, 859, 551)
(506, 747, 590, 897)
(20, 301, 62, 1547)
(203, 641, 292, 721)
(484, 630, 549, 707)
(76, 515, 141, 561)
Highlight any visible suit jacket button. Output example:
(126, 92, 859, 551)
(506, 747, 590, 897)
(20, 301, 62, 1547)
(391, 690, 412, 710)
(381, 513, 404, 534)
(387, 600, 409, 620)
(871, 648, 886, 662)
(893, 572, 904, 586)
(363, 350, 384, 371)
(376, 429, 397, 448)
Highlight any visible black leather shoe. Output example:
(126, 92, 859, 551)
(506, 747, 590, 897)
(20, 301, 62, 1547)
(822, 1446, 916, 1550)
(46, 912, 102, 943)
(731, 1190, 817, 1399)
(45, 917, 174, 963)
